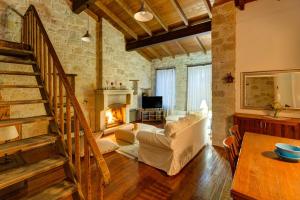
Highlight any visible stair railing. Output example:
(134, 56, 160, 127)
(21, 5, 110, 200)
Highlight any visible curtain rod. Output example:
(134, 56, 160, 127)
(187, 63, 212, 67)
(155, 67, 175, 71)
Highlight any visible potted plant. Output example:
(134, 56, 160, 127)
(271, 101, 284, 118)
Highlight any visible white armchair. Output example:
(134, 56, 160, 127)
(137, 115, 208, 176)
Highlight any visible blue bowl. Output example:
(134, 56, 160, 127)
(275, 143, 300, 158)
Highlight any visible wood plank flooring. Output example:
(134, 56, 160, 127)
(95, 145, 232, 200)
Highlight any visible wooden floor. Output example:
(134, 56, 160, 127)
(100, 145, 232, 200)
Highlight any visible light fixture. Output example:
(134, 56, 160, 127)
(81, 31, 91, 42)
(81, 15, 91, 42)
(134, 1, 153, 22)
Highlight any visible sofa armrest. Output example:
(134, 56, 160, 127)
(136, 131, 172, 150)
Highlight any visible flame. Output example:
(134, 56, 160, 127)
(105, 109, 116, 124)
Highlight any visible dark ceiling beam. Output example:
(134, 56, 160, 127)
(72, 0, 95, 14)
(202, 0, 212, 18)
(170, 0, 189, 26)
(126, 20, 211, 51)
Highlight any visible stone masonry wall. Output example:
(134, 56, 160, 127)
(0, 0, 151, 136)
(102, 19, 152, 109)
(211, 1, 236, 146)
(152, 52, 212, 111)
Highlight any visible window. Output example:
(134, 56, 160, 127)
(187, 65, 212, 111)
(156, 68, 176, 111)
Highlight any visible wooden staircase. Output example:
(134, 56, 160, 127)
(0, 5, 110, 200)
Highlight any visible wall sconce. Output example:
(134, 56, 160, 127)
(223, 72, 234, 83)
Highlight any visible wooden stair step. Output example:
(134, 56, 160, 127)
(0, 156, 67, 190)
(0, 134, 58, 157)
(0, 57, 35, 65)
(24, 180, 77, 200)
(0, 99, 48, 106)
(0, 84, 43, 88)
(0, 40, 31, 51)
(0, 115, 54, 127)
(0, 46, 33, 57)
(0, 70, 40, 76)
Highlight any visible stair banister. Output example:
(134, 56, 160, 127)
(21, 5, 110, 200)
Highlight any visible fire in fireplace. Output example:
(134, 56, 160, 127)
(105, 104, 125, 128)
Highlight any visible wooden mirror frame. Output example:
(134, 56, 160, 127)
(241, 69, 300, 111)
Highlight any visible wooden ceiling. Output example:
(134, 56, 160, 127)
(73, 0, 215, 61)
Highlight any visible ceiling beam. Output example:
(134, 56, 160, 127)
(115, 0, 152, 36)
(160, 44, 174, 58)
(72, 0, 95, 14)
(170, 0, 189, 26)
(195, 36, 207, 54)
(94, 1, 138, 40)
(147, 47, 162, 60)
(175, 41, 189, 56)
(126, 20, 211, 51)
(202, 0, 212, 18)
(144, 0, 169, 32)
(214, 0, 256, 10)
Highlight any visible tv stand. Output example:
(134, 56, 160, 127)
(139, 108, 164, 123)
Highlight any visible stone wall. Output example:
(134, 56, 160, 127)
(102, 19, 152, 109)
(0, 0, 151, 136)
(211, 1, 236, 146)
(151, 52, 212, 111)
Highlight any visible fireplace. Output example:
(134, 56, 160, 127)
(95, 89, 133, 133)
(105, 104, 126, 128)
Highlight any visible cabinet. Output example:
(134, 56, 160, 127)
(234, 113, 300, 139)
(139, 109, 164, 122)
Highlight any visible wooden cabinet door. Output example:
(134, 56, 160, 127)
(264, 120, 300, 139)
(234, 117, 263, 137)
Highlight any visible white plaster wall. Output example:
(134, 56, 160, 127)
(235, 0, 300, 117)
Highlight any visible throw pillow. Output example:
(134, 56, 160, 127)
(96, 138, 119, 154)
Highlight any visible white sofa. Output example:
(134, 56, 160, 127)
(165, 110, 187, 122)
(136, 115, 208, 176)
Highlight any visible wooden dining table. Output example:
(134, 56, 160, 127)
(231, 132, 300, 200)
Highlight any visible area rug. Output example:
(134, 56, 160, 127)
(105, 134, 139, 159)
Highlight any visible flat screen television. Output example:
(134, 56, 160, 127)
(142, 96, 162, 109)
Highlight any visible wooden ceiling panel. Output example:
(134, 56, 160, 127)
(104, 1, 148, 39)
(198, 34, 211, 50)
(164, 42, 182, 55)
(147, 0, 185, 28)
(177, 0, 207, 20)
(83, 0, 213, 60)
(179, 37, 201, 53)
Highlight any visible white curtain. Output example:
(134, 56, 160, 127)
(187, 65, 212, 111)
(156, 68, 176, 111)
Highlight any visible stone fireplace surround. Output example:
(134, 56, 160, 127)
(95, 89, 133, 134)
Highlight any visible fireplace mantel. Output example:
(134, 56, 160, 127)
(95, 89, 133, 132)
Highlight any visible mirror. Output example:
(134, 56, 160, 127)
(242, 70, 300, 110)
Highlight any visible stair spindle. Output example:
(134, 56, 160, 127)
(44, 42, 48, 87)
(84, 137, 92, 200)
(66, 94, 72, 163)
(53, 68, 58, 120)
(48, 56, 53, 109)
(74, 114, 81, 184)
(59, 79, 64, 139)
